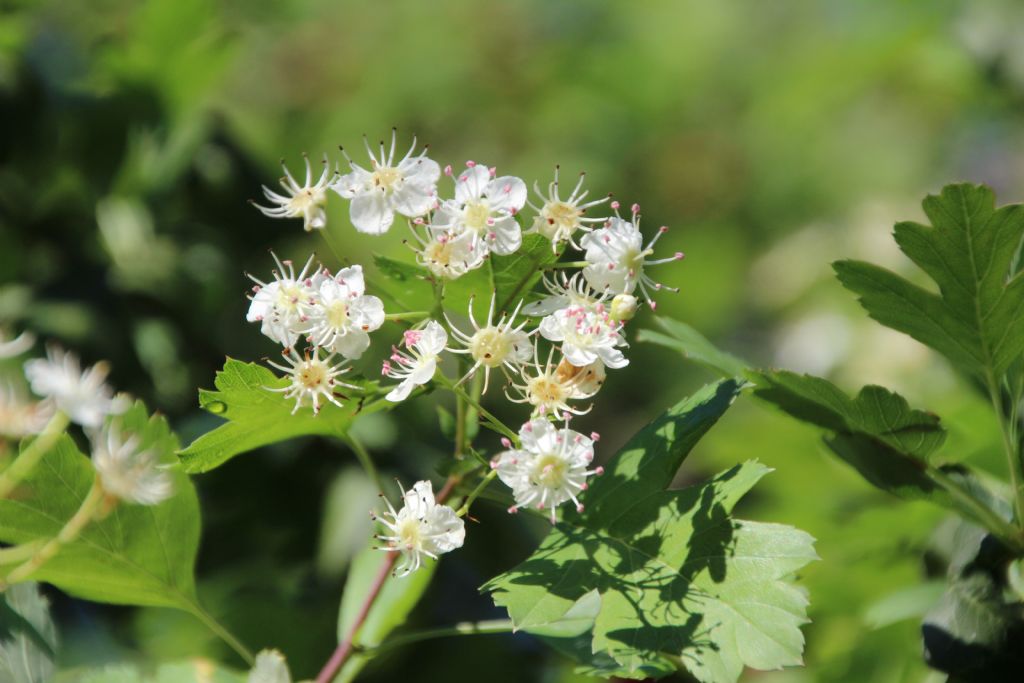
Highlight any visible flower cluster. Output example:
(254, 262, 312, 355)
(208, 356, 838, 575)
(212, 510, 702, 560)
(246, 133, 685, 575)
(2, 335, 173, 506)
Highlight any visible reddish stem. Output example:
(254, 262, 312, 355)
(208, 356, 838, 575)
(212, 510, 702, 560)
(314, 474, 460, 683)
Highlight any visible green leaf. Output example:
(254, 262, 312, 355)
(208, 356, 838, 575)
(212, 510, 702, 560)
(0, 402, 201, 611)
(490, 233, 562, 312)
(636, 316, 747, 378)
(485, 381, 817, 683)
(333, 546, 436, 683)
(73, 660, 246, 683)
(0, 583, 57, 683)
(370, 255, 434, 313)
(179, 359, 385, 473)
(834, 183, 1024, 379)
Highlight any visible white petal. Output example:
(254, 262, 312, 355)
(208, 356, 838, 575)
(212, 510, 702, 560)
(386, 378, 416, 402)
(488, 216, 522, 256)
(454, 165, 491, 204)
(538, 314, 566, 342)
(331, 329, 371, 360)
(349, 296, 385, 331)
(598, 345, 629, 369)
(562, 343, 598, 368)
(334, 265, 366, 295)
(408, 357, 438, 385)
(350, 191, 395, 234)
(418, 321, 449, 354)
(392, 183, 436, 218)
(486, 175, 527, 213)
(331, 168, 370, 199)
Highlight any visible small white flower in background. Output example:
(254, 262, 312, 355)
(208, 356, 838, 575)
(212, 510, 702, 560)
(0, 381, 54, 438)
(252, 154, 334, 232)
(581, 205, 684, 309)
(429, 162, 527, 257)
(527, 167, 609, 250)
(248, 650, 292, 683)
(505, 347, 598, 417)
(493, 418, 603, 524)
(539, 304, 629, 369)
(265, 347, 357, 415)
(522, 271, 607, 318)
(411, 229, 487, 280)
(373, 480, 465, 577)
(333, 131, 440, 235)
(304, 265, 385, 359)
(446, 293, 533, 393)
(0, 330, 34, 358)
(92, 424, 173, 506)
(24, 346, 122, 429)
(246, 253, 318, 348)
(383, 320, 448, 402)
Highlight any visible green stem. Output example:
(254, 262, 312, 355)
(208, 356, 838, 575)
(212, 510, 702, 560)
(0, 541, 43, 565)
(439, 378, 517, 443)
(544, 261, 588, 270)
(361, 619, 514, 657)
(930, 466, 1024, 553)
(456, 469, 498, 516)
(4, 476, 105, 585)
(0, 411, 70, 499)
(189, 602, 255, 666)
(384, 311, 430, 322)
(343, 431, 385, 493)
(986, 374, 1024, 528)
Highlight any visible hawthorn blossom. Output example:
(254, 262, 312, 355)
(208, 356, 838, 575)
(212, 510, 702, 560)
(445, 293, 532, 392)
(609, 293, 640, 322)
(265, 347, 357, 415)
(0, 330, 34, 358)
(303, 265, 385, 359)
(383, 320, 448, 402)
(527, 167, 609, 250)
(505, 346, 597, 417)
(429, 162, 526, 257)
(24, 346, 122, 428)
(0, 381, 54, 438)
(522, 271, 606, 318)
(373, 480, 465, 577)
(538, 305, 629, 369)
(555, 357, 606, 397)
(252, 154, 334, 232)
(92, 424, 173, 506)
(493, 418, 602, 524)
(332, 132, 440, 234)
(246, 253, 319, 348)
(581, 206, 684, 308)
(410, 229, 487, 280)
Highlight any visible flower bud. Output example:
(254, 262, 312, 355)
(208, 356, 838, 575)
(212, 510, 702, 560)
(610, 294, 639, 322)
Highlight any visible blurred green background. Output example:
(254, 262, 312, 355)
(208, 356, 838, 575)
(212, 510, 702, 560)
(3, 0, 1024, 680)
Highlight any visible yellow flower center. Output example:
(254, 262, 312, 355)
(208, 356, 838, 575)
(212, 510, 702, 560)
(397, 517, 422, 549)
(469, 327, 512, 367)
(463, 200, 492, 234)
(528, 375, 567, 407)
(297, 360, 328, 389)
(533, 453, 568, 488)
(371, 166, 404, 193)
(276, 284, 306, 313)
(326, 300, 350, 329)
(538, 200, 582, 238)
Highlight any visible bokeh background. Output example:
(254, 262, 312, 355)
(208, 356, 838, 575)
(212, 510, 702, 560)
(3, 0, 1024, 680)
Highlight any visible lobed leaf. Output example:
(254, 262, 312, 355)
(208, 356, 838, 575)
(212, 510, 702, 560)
(0, 583, 57, 683)
(834, 183, 1024, 380)
(485, 380, 817, 682)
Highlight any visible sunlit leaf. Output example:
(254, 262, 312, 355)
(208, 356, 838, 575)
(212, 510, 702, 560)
(637, 316, 747, 378)
(0, 583, 56, 683)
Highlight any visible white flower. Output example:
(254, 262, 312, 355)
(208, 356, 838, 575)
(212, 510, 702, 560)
(411, 229, 487, 280)
(527, 167, 609, 250)
(505, 347, 598, 417)
(581, 207, 684, 308)
(252, 154, 334, 232)
(265, 347, 357, 415)
(373, 480, 465, 578)
(248, 650, 292, 683)
(538, 304, 629, 369)
(429, 162, 526, 257)
(333, 131, 440, 234)
(246, 253, 318, 348)
(555, 357, 606, 397)
(0, 381, 54, 438)
(445, 293, 533, 392)
(0, 330, 34, 358)
(493, 418, 603, 524)
(24, 346, 122, 428)
(303, 265, 385, 359)
(522, 271, 607, 318)
(382, 320, 448, 402)
(92, 424, 173, 505)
